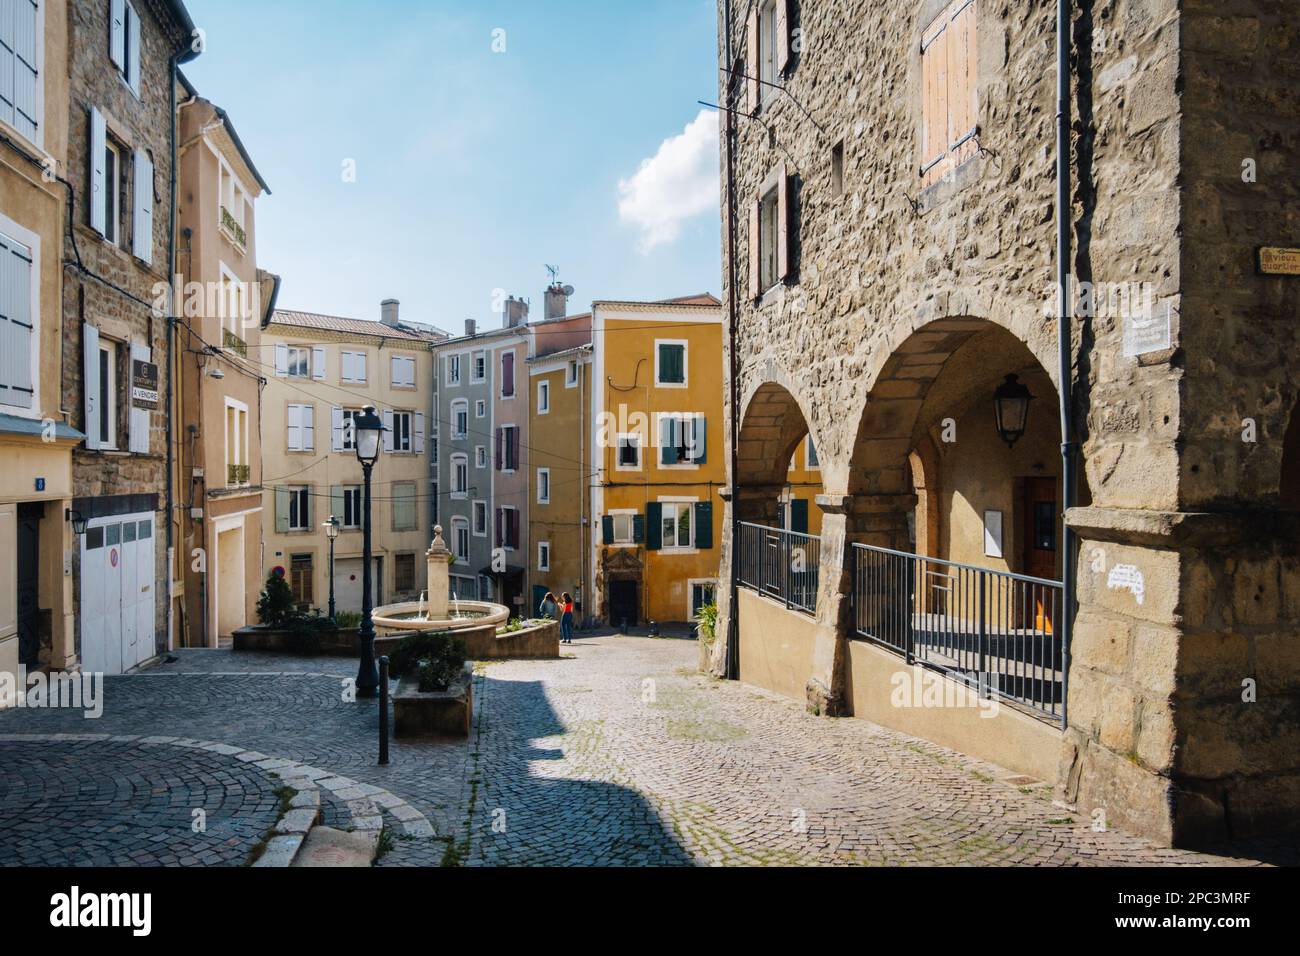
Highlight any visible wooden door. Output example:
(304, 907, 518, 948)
(1021, 478, 1058, 633)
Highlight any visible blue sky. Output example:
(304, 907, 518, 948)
(182, 0, 723, 332)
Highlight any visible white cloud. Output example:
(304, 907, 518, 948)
(617, 109, 720, 253)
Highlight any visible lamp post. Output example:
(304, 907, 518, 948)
(993, 373, 1034, 448)
(353, 405, 385, 698)
(324, 514, 340, 620)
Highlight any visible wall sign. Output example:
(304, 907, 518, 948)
(131, 360, 159, 409)
(1258, 246, 1300, 276)
(1122, 301, 1172, 357)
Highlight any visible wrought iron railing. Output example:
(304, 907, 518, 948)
(227, 463, 250, 485)
(222, 327, 247, 356)
(851, 543, 1066, 723)
(736, 521, 820, 615)
(220, 205, 247, 248)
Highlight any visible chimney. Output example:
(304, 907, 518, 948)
(380, 298, 400, 327)
(504, 295, 530, 329)
(544, 283, 569, 320)
(464, 318, 477, 337)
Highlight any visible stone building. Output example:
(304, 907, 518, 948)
(173, 71, 275, 648)
(711, 0, 1300, 847)
(61, 0, 198, 674)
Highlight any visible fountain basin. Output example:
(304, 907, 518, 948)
(370, 601, 559, 660)
(370, 600, 510, 633)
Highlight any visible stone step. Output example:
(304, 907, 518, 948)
(291, 826, 382, 867)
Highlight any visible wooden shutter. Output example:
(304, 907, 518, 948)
(413, 412, 425, 454)
(948, 0, 978, 166)
(633, 514, 645, 544)
(311, 345, 326, 380)
(745, 7, 759, 114)
(89, 108, 107, 235)
(110, 0, 126, 70)
(83, 323, 100, 448)
(382, 408, 394, 453)
(921, 16, 948, 181)
(692, 415, 707, 464)
(127, 342, 151, 453)
(0, 233, 34, 409)
(791, 498, 809, 534)
(125, 1, 141, 95)
(510, 427, 520, 471)
(776, 164, 791, 281)
(776, 0, 790, 74)
(132, 150, 153, 264)
(694, 501, 714, 549)
(331, 406, 344, 451)
(601, 515, 614, 545)
(7, 0, 37, 142)
(494, 427, 503, 470)
(274, 342, 288, 376)
(274, 486, 290, 533)
(510, 509, 520, 549)
(495, 508, 503, 548)
(502, 352, 515, 396)
(748, 198, 761, 299)
(646, 503, 663, 551)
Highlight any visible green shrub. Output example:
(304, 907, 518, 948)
(388, 631, 466, 692)
(285, 613, 336, 654)
(334, 610, 362, 629)
(257, 571, 295, 627)
(694, 602, 718, 645)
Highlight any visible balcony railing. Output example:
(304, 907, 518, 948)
(736, 521, 820, 615)
(222, 327, 247, 357)
(227, 463, 250, 486)
(851, 543, 1066, 723)
(220, 205, 247, 248)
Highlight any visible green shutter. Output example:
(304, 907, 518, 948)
(601, 515, 614, 545)
(694, 501, 713, 549)
(275, 486, 290, 534)
(692, 415, 706, 464)
(660, 416, 676, 466)
(660, 343, 684, 383)
(632, 514, 645, 544)
(646, 502, 663, 550)
(791, 498, 809, 534)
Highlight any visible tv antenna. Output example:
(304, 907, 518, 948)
(545, 264, 560, 284)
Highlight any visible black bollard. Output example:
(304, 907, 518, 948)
(378, 655, 390, 766)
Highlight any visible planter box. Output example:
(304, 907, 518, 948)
(393, 662, 474, 738)
(232, 624, 357, 656)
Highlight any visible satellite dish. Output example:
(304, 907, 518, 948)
(562, 285, 574, 296)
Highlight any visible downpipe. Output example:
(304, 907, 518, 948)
(1056, 0, 1077, 730)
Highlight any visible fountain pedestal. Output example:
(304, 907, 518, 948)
(426, 525, 452, 621)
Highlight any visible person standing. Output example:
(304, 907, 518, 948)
(539, 591, 558, 622)
(560, 592, 575, 644)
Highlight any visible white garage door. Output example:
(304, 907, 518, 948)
(333, 557, 383, 613)
(80, 512, 156, 675)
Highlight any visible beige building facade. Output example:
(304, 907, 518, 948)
(712, 0, 1300, 847)
(260, 304, 443, 616)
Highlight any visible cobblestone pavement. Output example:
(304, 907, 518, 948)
(0, 635, 1294, 867)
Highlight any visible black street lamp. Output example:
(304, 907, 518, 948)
(353, 405, 385, 698)
(324, 514, 340, 620)
(993, 373, 1034, 448)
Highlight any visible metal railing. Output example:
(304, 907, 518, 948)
(736, 522, 820, 615)
(851, 543, 1066, 723)
(227, 463, 250, 486)
(222, 327, 247, 356)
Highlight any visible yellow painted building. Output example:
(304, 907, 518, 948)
(782, 435, 824, 536)
(1, 0, 82, 702)
(589, 295, 724, 625)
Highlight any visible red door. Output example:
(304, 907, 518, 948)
(1022, 478, 1058, 633)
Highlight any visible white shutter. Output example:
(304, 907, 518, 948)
(89, 108, 107, 235)
(331, 406, 344, 452)
(127, 342, 150, 453)
(110, 0, 126, 69)
(382, 409, 394, 453)
(311, 345, 326, 380)
(0, 233, 34, 410)
(286, 404, 300, 451)
(83, 323, 100, 449)
(0, 6, 14, 130)
(132, 150, 153, 264)
(274, 342, 288, 376)
(413, 412, 425, 454)
(125, 2, 141, 95)
(302, 404, 314, 450)
(9, 0, 38, 143)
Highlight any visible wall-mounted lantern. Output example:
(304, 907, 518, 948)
(993, 373, 1033, 448)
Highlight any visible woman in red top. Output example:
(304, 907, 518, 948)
(560, 592, 575, 644)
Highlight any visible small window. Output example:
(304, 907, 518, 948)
(656, 341, 687, 386)
(617, 434, 642, 470)
(473, 500, 488, 536)
(759, 184, 779, 291)
(565, 361, 579, 387)
(537, 380, 550, 414)
(447, 354, 462, 386)
(831, 141, 844, 196)
(394, 553, 416, 594)
(86, 526, 104, 550)
(660, 501, 695, 550)
(123, 521, 137, 542)
(537, 468, 550, 504)
(452, 519, 470, 561)
(341, 486, 362, 529)
(471, 351, 486, 383)
(137, 519, 151, 539)
(452, 401, 469, 439)
(106, 522, 121, 546)
(475, 446, 487, 469)
(475, 399, 486, 418)
(286, 346, 310, 378)
(451, 454, 469, 497)
(391, 411, 413, 453)
(612, 513, 634, 544)
(538, 541, 551, 572)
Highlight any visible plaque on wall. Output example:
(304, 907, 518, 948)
(131, 360, 159, 409)
(1258, 246, 1300, 276)
(1122, 301, 1172, 357)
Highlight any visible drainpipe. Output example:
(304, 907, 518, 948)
(1055, 0, 1076, 730)
(722, 0, 740, 681)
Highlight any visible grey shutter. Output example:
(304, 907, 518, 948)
(646, 503, 663, 551)
(275, 486, 290, 533)
(82, 323, 100, 448)
(89, 108, 107, 235)
(694, 501, 714, 549)
(382, 408, 394, 452)
(125, 2, 141, 95)
(0, 233, 34, 409)
(302, 404, 314, 450)
(0, 5, 15, 129)
(274, 342, 288, 376)
(127, 342, 150, 453)
(601, 516, 614, 545)
(8, 0, 38, 143)
(777, 164, 791, 281)
(413, 411, 425, 454)
(331, 406, 343, 452)
(110, 0, 126, 69)
(132, 149, 153, 264)
(311, 345, 326, 380)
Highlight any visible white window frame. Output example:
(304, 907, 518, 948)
(610, 508, 637, 546)
(0, 0, 45, 150)
(475, 445, 487, 469)
(656, 412, 704, 470)
(103, 138, 122, 246)
(537, 379, 550, 414)
(287, 485, 311, 532)
(224, 396, 249, 486)
(654, 339, 689, 388)
(537, 467, 550, 504)
(450, 453, 469, 499)
(391, 410, 414, 453)
(0, 216, 41, 418)
(565, 360, 580, 388)
(391, 353, 416, 389)
(471, 350, 486, 383)
(475, 399, 486, 419)
(97, 340, 119, 450)
(451, 517, 470, 561)
(615, 433, 642, 472)
(688, 578, 719, 618)
(286, 345, 310, 379)
(537, 540, 551, 572)
(451, 399, 469, 439)
(446, 353, 462, 386)
(341, 484, 362, 529)
(340, 349, 367, 384)
(658, 496, 698, 553)
(472, 500, 488, 537)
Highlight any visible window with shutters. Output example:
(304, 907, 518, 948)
(537, 468, 550, 505)
(394, 553, 416, 594)
(340, 485, 362, 529)
(616, 434, 642, 471)
(655, 341, 687, 387)
(500, 351, 516, 398)
(286, 346, 309, 378)
(391, 411, 413, 452)
(472, 500, 487, 537)
(391, 481, 417, 531)
(0, 225, 37, 412)
(611, 513, 635, 545)
(97, 340, 120, 449)
(499, 506, 519, 549)
(659, 501, 696, 550)
(286, 403, 314, 451)
(0, 0, 42, 147)
(451, 454, 468, 498)
(658, 413, 706, 467)
(287, 487, 311, 531)
(391, 354, 416, 388)
(499, 424, 518, 471)
(920, 0, 978, 188)
(745, 0, 790, 114)
(758, 185, 779, 291)
(110, 0, 142, 99)
(102, 138, 122, 246)
(341, 350, 367, 384)
(218, 159, 249, 250)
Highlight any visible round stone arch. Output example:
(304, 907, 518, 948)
(736, 357, 827, 492)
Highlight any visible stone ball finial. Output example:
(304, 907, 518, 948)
(429, 525, 449, 555)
